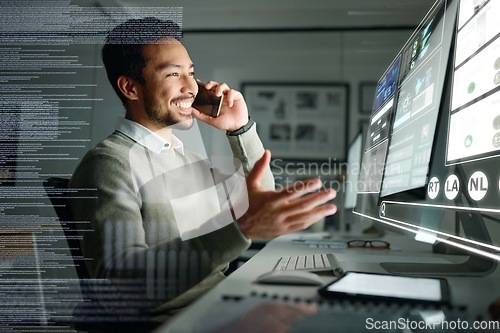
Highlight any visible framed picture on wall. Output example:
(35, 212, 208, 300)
(359, 82, 377, 114)
(242, 82, 349, 161)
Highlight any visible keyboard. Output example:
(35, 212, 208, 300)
(274, 253, 340, 272)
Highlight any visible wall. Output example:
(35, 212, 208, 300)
(87, 29, 415, 158)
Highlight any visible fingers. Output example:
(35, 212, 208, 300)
(204, 81, 241, 107)
(272, 187, 337, 233)
(204, 80, 227, 97)
(284, 204, 337, 232)
(283, 188, 336, 217)
(275, 178, 323, 203)
(246, 150, 271, 190)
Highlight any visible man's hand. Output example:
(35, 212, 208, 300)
(237, 150, 337, 239)
(191, 81, 249, 132)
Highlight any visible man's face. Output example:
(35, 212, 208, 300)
(137, 38, 198, 129)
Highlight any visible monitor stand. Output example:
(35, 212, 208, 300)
(381, 208, 498, 277)
(381, 252, 497, 277)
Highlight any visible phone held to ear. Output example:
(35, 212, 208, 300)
(193, 80, 223, 118)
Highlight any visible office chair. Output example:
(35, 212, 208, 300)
(43, 177, 161, 333)
(43, 177, 91, 280)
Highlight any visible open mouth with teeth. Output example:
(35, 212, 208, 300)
(173, 99, 194, 114)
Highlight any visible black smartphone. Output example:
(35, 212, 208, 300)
(193, 81, 223, 118)
(318, 271, 450, 304)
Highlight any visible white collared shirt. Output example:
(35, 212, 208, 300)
(115, 118, 184, 155)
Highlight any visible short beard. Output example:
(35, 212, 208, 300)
(144, 98, 194, 130)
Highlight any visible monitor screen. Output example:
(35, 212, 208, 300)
(381, 0, 452, 197)
(344, 132, 363, 209)
(354, 55, 401, 220)
(372, 57, 401, 116)
(365, 56, 401, 152)
(447, 0, 500, 164)
(354, 0, 500, 272)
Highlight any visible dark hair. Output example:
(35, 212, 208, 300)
(102, 17, 183, 105)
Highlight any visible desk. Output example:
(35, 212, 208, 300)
(154, 231, 500, 332)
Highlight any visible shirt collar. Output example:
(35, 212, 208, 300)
(115, 118, 184, 155)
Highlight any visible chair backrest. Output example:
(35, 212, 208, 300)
(43, 177, 91, 280)
(43, 178, 159, 330)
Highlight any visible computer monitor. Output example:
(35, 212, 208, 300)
(344, 132, 363, 210)
(354, 55, 401, 219)
(354, 0, 500, 275)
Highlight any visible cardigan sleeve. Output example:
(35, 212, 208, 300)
(226, 122, 275, 191)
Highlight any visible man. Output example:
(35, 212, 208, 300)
(69, 17, 336, 319)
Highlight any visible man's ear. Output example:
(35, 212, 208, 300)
(117, 76, 140, 101)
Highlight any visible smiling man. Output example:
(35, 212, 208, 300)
(69, 17, 336, 321)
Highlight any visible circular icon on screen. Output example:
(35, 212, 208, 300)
(464, 135, 473, 148)
(493, 116, 500, 130)
(427, 176, 440, 200)
(494, 71, 500, 86)
(495, 57, 500, 70)
(493, 132, 500, 148)
(445, 174, 460, 200)
(467, 82, 476, 94)
(380, 203, 386, 217)
(402, 95, 411, 112)
(468, 171, 488, 201)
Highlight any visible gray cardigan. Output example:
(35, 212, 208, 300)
(69, 124, 274, 316)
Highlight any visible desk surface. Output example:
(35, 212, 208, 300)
(154, 231, 500, 332)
